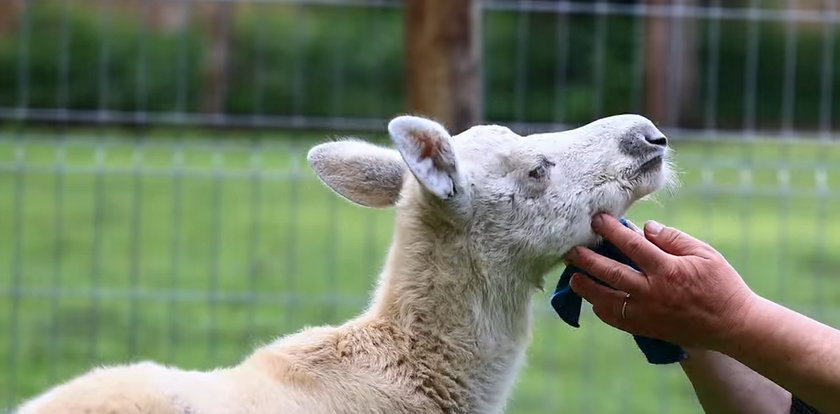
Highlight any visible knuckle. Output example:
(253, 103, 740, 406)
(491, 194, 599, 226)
(659, 258, 680, 277)
(579, 250, 596, 268)
(664, 230, 682, 246)
(592, 305, 613, 324)
(625, 238, 644, 256)
(605, 266, 625, 287)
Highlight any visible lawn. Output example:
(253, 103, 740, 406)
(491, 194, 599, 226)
(1, 128, 839, 413)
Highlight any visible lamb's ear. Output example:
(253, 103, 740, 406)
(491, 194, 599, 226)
(307, 140, 405, 208)
(388, 116, 465, 200)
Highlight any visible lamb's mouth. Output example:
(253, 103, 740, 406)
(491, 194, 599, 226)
(635, 155, 663, 176)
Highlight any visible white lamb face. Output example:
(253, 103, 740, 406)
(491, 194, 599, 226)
(308, 114, 673, 268)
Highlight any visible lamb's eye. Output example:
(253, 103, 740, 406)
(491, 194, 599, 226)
(528, 166, 546, 179)
(528, 156, 555, 179)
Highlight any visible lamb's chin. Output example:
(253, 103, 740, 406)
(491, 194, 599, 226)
(637, 161, 679, 204)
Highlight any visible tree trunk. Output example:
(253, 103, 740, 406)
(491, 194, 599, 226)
(201, 2, 233, 114)
(0, 0, 22, 36)
(645, 0, 699, 128)
(406, 0, 482, 133)
(645, 0, 670, 125)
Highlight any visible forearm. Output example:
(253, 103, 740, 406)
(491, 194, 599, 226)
(680, 348, 791, 414)
(716, 297, 840, 413)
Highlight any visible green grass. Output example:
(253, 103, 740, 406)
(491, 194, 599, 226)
(1, 129, 839, 413)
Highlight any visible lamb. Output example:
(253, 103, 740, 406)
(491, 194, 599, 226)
(17, 114, 673, 414)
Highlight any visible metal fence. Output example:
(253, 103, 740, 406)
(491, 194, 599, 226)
(1, 1, 839, 413)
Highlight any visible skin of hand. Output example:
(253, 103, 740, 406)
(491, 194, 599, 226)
(574, 219, 792, 413)
(681, 348, 791, 414)
(564, 213, 758, 349)
(567, 214, 840, 413)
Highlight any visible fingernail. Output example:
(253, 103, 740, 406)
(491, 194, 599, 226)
(645, 220, 664, 235)
(591, 214, 604, 230)
(564, 247, 579, 262)
(570, 273, 587, 292)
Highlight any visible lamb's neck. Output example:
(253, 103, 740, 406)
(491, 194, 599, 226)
(368, 213, 542, 356)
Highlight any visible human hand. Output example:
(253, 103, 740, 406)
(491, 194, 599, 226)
(565, 214, 760, 350)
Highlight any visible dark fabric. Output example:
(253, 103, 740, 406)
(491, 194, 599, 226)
(791, 396, 822, 414)
(550, 217, 687, 365)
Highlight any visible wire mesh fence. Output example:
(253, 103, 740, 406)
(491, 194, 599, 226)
(1, 1, 839, 413)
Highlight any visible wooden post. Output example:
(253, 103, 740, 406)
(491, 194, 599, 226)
(201, 2, 233, 114)
(645, 0, 698, 127)
(406, 0, 482, 133)
(0, 0, 22, 36)
(645, 0, 670, 126)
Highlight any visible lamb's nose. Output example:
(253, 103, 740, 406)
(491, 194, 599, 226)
(646, 134, 668, 147)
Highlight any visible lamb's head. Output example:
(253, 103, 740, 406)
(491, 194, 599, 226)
(308, 114, 673, 278)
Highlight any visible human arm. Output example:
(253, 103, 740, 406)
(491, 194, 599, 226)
(681, 348, 791, 414)
(564, 214, 840, 413)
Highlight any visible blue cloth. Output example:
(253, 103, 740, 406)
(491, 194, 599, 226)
(550, 217, 687, 365)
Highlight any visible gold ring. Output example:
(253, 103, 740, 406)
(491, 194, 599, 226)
(621, 293, 631, 320)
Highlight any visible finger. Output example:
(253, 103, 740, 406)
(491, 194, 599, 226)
(570, 274, 630, 330)
(591, 214, 672, 273)
(565, 246, 647, 294)
(644, 220, 716, 258)
(569, 272, 619, 306)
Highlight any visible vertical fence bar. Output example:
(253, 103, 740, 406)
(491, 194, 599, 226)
(742, 0, 761, 136)
(703, 0, 722, 135)
(50, 138, 67, 384)
(780, 0, 799, 136)
(553, 8, 569, 123)
(739, 0, 760, 294)
(286, 145, 300, 329)
(813, 0, 833, 318)
(167, 0, 192, 362)
(168, 143, 185, 361)
(513, 5, 529, 122)
(128, 0, 151, 358)
(291, 3, 306, 118)
(247, 143, 263, 341)
(48, 0, 72, 384)
(128, 143, 145, 357)
(591, 0, 607, 119)
(89, 0, 114, 364)
(208, 149, 225, 361)
(701, 0, 723, 252)
(15, 0, 30, 117)
(818, 0, 835, 137)
(97, 0, 112, 119)
(246, 3, 268, 344)
(7, 0, 31, 392)
(7, 136, 27, 409)
(776, 1, 797, 306)
(89, 138, 106, 363)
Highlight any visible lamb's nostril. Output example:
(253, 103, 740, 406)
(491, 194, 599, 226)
(646, 135, 668, 147)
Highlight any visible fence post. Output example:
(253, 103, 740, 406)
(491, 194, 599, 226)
(645, 0, 698, 128)
(405, 0, 482, 133)
(0, 0, 22, 36)
(201, 3, 233, 115)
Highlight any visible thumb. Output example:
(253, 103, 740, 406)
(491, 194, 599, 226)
(644, 221, 712, 257)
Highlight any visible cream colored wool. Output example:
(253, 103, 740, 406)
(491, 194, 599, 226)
(18, 114, 673, 414)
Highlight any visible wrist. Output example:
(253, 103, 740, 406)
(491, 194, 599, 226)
(707, 291, 767, 354)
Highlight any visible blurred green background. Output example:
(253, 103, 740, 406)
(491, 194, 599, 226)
(1, 1, 839, 413)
